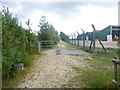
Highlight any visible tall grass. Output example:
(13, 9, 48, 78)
(66, 48, 118, 88)
(2, 54, 38, 88)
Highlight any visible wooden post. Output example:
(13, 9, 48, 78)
(112, 57, 120, 88)
(91, 25, 96, 53)
(114, 63, 118, 82)
(96, 35, 107, 52)
(71, 34, 73, 44)
(81, 29, 85, 49)
(92, 24, 107, 53)
(83, 31, 85, 48)
(73, 32, 76, 45)
(89, 39, 93, 52)
(76, 31, 79, 46)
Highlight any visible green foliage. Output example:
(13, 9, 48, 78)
(38, 16, 59, 47)
(2, 7, 38, 78)
(60, 32, 69, 42)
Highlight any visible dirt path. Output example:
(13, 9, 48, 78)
(17, 41, 88, 88)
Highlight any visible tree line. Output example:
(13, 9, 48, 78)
(38, 16, 59, 47)
(2, 7, 59, 78)
(60, 32, 69, 42)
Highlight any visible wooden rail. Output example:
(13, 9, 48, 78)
(112, 57, 120, 88)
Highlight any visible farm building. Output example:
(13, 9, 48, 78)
(77, 31, 100, 41)
(77, 25, 120, 41)
(98, 25, 120, 41)
(77, 33, 84, 40)
(85, 32, 92, 40)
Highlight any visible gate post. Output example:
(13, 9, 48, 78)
(38, 41, 41, 53)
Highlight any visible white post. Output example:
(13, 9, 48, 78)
(38, 41, 41, 53)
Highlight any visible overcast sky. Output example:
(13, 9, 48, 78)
(1, 0, 119, 36)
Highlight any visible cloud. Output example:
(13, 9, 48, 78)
(69, 4, 117, 34)
(62, 4, 118, 35)
(17, 2, 84, 20)
(2, 1, 118, 35)
(2, 2, 22, 13)
(2, 2, 25, 20)
(2, 0, 120, 2)
(3, 1, 117, 20)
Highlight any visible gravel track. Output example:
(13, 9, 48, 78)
(17, 41, 88, 88)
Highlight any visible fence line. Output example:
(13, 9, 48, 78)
(69, 40, 118, 48)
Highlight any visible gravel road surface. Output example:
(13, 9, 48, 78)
(17, 41, 88, 88)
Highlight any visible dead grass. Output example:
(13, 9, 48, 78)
(60, 41, 76, 50)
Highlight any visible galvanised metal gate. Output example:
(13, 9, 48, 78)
(38, 40, 56, 53)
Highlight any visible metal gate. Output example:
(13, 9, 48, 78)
(38, 40, 55, 53)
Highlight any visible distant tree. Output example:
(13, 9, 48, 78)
(60, 32, 69, 42)
(38, 16, 58, 43)
(38, 16, 49, 30)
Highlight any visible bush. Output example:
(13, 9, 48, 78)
(2, 7, 38, 78)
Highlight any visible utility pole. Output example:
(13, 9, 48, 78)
(81, 29, 85, 49)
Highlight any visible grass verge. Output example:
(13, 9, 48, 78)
(2, 54, 39, 88)
(64, 48, 119, 88)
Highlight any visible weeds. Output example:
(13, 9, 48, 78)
(2, 54, 38, 88)
(67, 48, 118, 88)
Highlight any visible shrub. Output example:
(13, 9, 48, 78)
(2, 7, 38, 78)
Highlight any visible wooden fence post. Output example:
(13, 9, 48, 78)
(76, 31, 80, 46)
(73, 32, 76, 45)
(71, 34, 73, 45)
(81, 29, 85, 49)
(91, 25, 96, 53)
(90, 24, 106, 53)
(112, 57, 120, 88)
